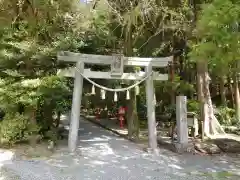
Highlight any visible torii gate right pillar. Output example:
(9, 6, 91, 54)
(145, 64, 158, 154)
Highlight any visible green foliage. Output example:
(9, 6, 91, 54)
(156, 76, 195, 96)
(174, 77, 195, 95)
(187, 100, 200, 115)
(188, 0, 240, 128)
(215, 106, 236, 125)
(162, 100, 200, 121)
(0, 113, 40, 145)
(0, 76, 71, 113)
(45, 128, 59, 142)
(189, 0, 240, 75)
(38, 76, 71, 113)
(164, 104, 176, 120)
(0, 75, 70, 144)
(0, 78, 39, 112)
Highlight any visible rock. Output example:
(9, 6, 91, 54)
(157, 137, 176, 152)
(194, 143, 208, 154)
(208, 144, 222, 154)
(214, 138, 240, 153)
(174, 142, 195, 154)
(47, 140, 55, 152)
(194, 141, 221, 154)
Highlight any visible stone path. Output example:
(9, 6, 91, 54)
(1, 118, 240, 179)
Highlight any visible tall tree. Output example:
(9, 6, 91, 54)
(190, 0, 240, 136)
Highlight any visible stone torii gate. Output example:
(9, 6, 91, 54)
(57, 51, 173, 154)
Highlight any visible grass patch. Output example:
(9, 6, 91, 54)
(201, 171, 240, 179)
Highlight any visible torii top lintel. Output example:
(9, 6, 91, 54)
(57, 51, 173, 67)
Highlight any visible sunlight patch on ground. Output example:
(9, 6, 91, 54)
(93, 143, 115, 155)
(81, 136, 111, 142)
(112, 129, 128, 135)
(168, 164, 183, 170)
(80, 142, 115, 157)
(91, 160, 108, 165)
(0, 150, 14, 167)
(46, 159, 69, 168)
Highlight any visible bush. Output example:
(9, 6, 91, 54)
(215, 106, 235, 125)
(0, 113, 40, 145)
(187, 100, 200, 115)
(164, 104, 176, 120)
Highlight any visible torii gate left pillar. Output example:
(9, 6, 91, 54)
(69, 62, 84, 152)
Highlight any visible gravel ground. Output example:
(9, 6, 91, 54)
(1, 118, 240, 180)
(0, 167, 21, 180)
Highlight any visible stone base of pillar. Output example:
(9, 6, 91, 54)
(144, 147, 160, 155)
(173, 142, 194, 153)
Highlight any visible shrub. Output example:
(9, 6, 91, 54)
(0, 113, 40, 145)
(164, 104, 176, 120)
(215, 106, 235, 125)
(187, 100, 200, 115)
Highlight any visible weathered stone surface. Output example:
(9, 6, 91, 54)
(157, 137, 176, 152)
(214, 138, 240, 153)
(194, 143, 208, 154)
(173, 141, 196, 154)
(157, 137, 196, 154)
(0, 167, 21, 180)
(194, 142, 221, 154)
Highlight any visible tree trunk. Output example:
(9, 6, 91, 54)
(233, 74, 240, 121)
(219, 76, 227, 106)
(124, 25, 139, 139)
(197, 61, 205, 137)
(43, 101, 54, 130)
(170, 59, 175, 104)
(127, 89, 139, 139)
(55, 111, 61, 128)
(205, 75, 225, 135)
(228, 77, 235, 108)
(25, 106, 38, 146)
(197, 60, 225, 137)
